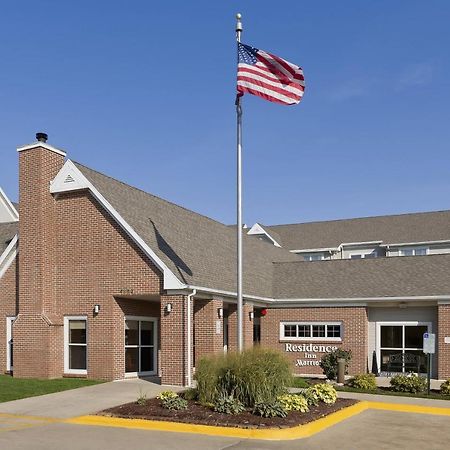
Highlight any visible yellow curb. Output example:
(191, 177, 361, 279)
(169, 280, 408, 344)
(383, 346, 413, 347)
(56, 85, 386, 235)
(0, 413, 60, 423)
(66, 402, 368, 441)
(367, 401, 450, 417)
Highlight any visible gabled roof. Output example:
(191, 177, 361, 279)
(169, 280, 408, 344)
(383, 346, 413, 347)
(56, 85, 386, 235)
(0, 222, 18, 255)
(73, 162, 300, 298)
(274, 253, 450, 299)
(266, 210, 450, 251)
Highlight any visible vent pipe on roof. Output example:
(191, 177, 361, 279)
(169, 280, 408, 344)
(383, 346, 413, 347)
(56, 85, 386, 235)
(36, 132, 48, 143)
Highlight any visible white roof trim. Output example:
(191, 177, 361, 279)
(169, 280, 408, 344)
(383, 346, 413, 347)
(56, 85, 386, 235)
(17, 141, 66, 157)
(338, 240, 383, 247)
(0, 235, 18, 280)
(0, 187, 19, 222)
(290, 247, 338, 254)
(381, 240, 450, 248)
(247, 223, 282, 247)
(290, 241, 384, 254)
(50, 160, 185, 290)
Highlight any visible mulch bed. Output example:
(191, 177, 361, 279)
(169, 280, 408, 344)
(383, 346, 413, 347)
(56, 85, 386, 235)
(101, 397, 357, 429)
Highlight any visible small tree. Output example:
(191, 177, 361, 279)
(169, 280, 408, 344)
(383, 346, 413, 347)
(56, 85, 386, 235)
(320, 348, 352, 380)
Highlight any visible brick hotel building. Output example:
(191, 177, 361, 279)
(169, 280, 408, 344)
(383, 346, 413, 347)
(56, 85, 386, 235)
(1, 134, 450, 385)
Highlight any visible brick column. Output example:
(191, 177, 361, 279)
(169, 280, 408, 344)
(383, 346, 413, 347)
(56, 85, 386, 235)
(160, 294, 191, 386)
(438, 304, 450, 379)
(194, 298, 224, 364)
(227, 302, 254, 352)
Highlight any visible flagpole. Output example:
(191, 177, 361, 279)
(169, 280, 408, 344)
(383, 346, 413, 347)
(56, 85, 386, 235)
(235, 12, 244, 352)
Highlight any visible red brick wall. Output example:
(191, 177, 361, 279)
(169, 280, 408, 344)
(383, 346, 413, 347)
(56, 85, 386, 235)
(0, 260, 18, 372)
(194, 298, 224, 364)
(260, 306, 368, 376)
(438, 304, 450, 379)
(226, 303, 254, 352)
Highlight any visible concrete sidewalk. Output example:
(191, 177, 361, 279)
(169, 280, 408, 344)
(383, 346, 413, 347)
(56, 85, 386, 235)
(0, 378, 182, 419)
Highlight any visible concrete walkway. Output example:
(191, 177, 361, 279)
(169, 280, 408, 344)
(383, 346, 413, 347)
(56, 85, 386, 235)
(0, 378, 182, 419)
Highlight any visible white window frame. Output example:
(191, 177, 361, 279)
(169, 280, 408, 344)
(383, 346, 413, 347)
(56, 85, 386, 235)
(64, 316, 88, 375)
(399, 247, 429, 257)
(349, 251, 378, 259)
(6, 316, 15, 372)
(376, 321, 432, 374)
(280, 321, 343, 342)
(124, 316, 158, 378)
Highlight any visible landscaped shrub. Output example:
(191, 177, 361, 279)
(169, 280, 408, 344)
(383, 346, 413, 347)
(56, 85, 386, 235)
(136, 389, 147, 406)
(306, 383, 337, 404)
(302, 388, 319, 407)
(194, 347, 292, 407)
(291, 377, 310, 389)
(157, 391, 188, 410)
(253, 400, 287, 418)
(348, 373, 377, 390)
(440, 379, 450, 395)
(277, 394, 309, 412)
(183, 388, 198, 401)
(320, 349, 352, 380)
(213, 393, 245, 415)
(390, 373, 427, 393)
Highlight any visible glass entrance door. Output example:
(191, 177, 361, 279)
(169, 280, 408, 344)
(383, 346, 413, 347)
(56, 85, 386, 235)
(378, 323, 429, 374)
(125, 317, 157, 376)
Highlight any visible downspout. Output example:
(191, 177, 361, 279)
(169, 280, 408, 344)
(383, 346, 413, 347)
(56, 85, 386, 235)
(186, 289, 196, 387)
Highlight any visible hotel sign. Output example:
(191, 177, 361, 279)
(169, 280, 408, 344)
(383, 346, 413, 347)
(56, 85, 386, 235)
(285, 343, 338, 367)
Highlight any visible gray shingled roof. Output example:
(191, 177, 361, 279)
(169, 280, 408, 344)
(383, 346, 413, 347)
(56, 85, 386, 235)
(265, 210, 450, 250)
(0, 222, 18, 254)
(274, 253, 450, 299)
(74, 162, 300, 297)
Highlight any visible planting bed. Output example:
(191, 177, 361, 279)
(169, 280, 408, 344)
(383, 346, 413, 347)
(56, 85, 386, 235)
(102, 397, 357, 429)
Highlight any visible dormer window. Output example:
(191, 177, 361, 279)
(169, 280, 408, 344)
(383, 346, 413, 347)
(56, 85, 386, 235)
(399, 247, 428, 257)
(350, 252, 378, 259)
(303, 253, 324, 262)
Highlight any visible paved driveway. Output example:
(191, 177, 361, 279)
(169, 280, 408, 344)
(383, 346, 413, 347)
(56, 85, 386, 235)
(0, 409, 449, 450)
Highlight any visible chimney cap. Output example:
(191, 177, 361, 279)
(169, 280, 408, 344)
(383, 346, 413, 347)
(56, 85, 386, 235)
(36, 132, 48, 143)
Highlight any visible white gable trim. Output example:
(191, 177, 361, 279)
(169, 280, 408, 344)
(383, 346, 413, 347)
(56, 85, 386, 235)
(50, 160, 185, 290)
(17, 141, 66, 157)
(0, 188, 19, 222)
(247, 223, 281, 247)
(0, 235, 18, 280)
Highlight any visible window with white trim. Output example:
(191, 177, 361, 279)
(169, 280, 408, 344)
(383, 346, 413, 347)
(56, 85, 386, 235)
(64, 317, 87, 374)
(399, 247, 428, 257)
(280, 322, 342, 341)
(303, 253, 324, 262)
(350, 252, 377, 259)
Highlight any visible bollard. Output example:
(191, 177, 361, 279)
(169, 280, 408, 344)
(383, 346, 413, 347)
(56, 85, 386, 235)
(337, 358, 346, 384)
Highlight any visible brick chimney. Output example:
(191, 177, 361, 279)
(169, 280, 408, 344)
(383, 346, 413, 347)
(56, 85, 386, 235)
(14, 133, 66, 378)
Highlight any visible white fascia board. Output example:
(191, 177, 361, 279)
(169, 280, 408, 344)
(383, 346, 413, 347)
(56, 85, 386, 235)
(380, 240, 450, 248)
(0, 187, 19, 222)
(50, 160, 185, 290)
(247, 223, 281, 247)
(17, 141, 66, 157)
(290, 247, 338, 254)
(338, 240, 383, 248)
(0, 235, 18, 280)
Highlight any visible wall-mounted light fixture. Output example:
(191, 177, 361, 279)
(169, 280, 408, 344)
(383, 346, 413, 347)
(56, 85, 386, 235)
(249, 311, 254, 321)
(93, 304, 101, 315)
(166, 303, 173, 313)
(217, 307, 223, 319)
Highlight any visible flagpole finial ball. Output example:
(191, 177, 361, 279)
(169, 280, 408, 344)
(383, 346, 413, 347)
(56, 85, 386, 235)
(236, 13, 242, 20)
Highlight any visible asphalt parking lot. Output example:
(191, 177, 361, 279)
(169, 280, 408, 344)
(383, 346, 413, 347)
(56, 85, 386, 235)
(1, 409, 449, 450)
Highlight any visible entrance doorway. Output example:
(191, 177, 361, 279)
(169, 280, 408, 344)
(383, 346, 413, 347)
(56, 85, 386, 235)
(125, 317, 157, 376)
(377, 322, 430, 374)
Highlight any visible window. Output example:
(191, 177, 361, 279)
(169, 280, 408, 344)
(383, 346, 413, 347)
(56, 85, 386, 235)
(281, 322, 342, 341)
(125, 317, 157, 376)
(6, 317, 15, 372)
(399, 247, 428, 257)
(350, 252, 377, 259)
(303, 253, 324, 262)
(64, 317, 87, 375)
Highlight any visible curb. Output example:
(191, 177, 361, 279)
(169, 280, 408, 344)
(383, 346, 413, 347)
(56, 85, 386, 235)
(58, 401, 450, 441)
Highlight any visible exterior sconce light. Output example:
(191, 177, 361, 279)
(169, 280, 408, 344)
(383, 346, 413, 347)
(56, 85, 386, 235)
(249, 311, 254, 321)
(260, 308, 268, 317)
(166, 303, 173, 313)
(218, 307, 223, 319)
(93, 304, 100, 315)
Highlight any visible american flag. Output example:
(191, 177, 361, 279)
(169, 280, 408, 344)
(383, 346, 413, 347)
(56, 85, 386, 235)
(237, 42, 305, 105)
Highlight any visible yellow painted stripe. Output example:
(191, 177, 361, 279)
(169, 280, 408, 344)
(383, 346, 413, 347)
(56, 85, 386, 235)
(0, 413, 60, 423)
(368, 401, 450, 417)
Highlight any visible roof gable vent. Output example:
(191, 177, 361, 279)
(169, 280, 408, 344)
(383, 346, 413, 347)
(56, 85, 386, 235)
(64, 174, 75, 183)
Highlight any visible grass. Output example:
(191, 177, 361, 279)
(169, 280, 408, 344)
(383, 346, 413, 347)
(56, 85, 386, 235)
(0, 375, 103, 403)
(291, 377, 311, 389)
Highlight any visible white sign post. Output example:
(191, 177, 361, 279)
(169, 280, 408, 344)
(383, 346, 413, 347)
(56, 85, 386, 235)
(423, 333, 435, 395)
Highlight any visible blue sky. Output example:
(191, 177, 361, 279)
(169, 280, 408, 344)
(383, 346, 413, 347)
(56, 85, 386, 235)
(1, 1, 449, 226)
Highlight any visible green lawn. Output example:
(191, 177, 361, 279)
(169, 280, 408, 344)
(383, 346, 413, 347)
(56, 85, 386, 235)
(0, 375, 103, 403)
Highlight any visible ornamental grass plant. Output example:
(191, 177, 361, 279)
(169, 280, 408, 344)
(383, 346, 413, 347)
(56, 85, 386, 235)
(194, 347, 292, 407)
